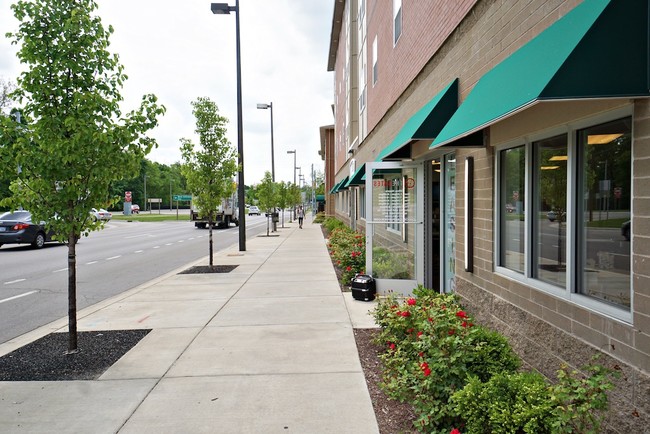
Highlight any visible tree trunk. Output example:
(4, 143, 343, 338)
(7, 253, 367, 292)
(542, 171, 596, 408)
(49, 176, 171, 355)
(67, 229, 78, 354)
(208, 216, 214, 267)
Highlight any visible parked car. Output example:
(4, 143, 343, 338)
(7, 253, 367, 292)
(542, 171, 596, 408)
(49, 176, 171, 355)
(0, 211, 55, 249)
(622, 220, 631, 241)
(90, 208, 112, 221)
(248, 206, 261, 216)
(131, 204, 140, 214)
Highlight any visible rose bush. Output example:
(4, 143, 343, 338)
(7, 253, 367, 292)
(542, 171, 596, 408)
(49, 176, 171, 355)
(374, 286, 617, 434)
(327, 226, 366, 284)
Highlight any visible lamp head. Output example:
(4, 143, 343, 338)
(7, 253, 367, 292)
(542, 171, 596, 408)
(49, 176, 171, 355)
(211, 3, 234, 14)
(256, 103, 270, 110)
(287, 150, 295, 155)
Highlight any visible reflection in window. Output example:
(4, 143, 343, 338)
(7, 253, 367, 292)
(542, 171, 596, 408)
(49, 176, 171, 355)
(393, 0, 402, 44)
(534, 135, 568, 288)
(499, 146, 525, 273)
(578, 118, 631, 308)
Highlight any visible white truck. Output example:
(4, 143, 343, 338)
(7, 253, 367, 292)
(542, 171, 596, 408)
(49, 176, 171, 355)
(190, 194, 239, 229)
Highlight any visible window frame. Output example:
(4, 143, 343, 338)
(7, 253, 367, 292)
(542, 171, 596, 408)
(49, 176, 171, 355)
(494, 106, 633, 323)
(393, 0, 402, 45)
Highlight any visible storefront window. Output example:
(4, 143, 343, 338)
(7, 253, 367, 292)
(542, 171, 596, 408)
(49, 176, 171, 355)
(499, 146, 525, 273)
(533, 135, 567, 288)
(578, 118, 631, 308)
(496, 115, 632, 315)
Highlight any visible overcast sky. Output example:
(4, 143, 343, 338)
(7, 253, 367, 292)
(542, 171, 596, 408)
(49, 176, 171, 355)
(0, 0, 334, 186)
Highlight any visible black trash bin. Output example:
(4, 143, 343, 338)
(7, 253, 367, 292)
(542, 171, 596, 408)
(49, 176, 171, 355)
(351, 274, 376, 301)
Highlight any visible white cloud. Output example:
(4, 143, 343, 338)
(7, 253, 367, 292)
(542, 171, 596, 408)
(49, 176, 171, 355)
(0, 0, 334, 185)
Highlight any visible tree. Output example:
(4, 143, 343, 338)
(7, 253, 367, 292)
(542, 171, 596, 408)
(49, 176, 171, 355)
(180, 97, 237, 266)
(276, 181, 288, 228)
(257, 171, 277, 236)
(1, 0, 164, 353)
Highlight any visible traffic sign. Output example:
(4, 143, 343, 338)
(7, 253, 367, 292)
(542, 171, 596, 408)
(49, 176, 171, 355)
(173, 195, 192, 201)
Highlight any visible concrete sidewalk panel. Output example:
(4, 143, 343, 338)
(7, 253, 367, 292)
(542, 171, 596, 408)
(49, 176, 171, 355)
(247, 269, 338, 283)
(343, 292, 379, 328)
(167, 323, 361, 377)
(207, 296, 349, 326)
(125, 282, 241, 302)
(119, 374, 379, 434)
(100, 328, 201, 380)
(234, 280, 341, 298)
(74, 299, 228, 330)
(0, 379, 156, 434)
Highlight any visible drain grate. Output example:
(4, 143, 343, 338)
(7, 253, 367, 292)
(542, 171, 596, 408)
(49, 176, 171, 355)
(178, 265, 239, 274)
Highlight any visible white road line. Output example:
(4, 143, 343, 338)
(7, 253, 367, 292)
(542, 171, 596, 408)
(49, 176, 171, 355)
(177, 240, 184, 243)
(165, 243, 173, 246)
(153, 246, 160, 249)
(53, 268, 68, 273)
(124, 234, 154, 239)
(106, 255, 121, 261)
(4, 279, 26, 285)
(134, 250, 144, 253)
(86, 261, 98, 265)
(0, 290, 37, 304)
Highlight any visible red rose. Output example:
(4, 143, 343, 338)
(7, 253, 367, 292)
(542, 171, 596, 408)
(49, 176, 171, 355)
(346, 266, 351, 271)
(417, 331, 424, 338)
(407, 298, 417, 306)
(450, 429, 461, 434)
(448, 329, 455, 335)
(456, 310, 469, 319)
(401, 311, 411, 317)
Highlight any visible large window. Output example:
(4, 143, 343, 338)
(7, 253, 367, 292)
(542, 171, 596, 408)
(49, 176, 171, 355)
(496, 115, 632, 316)
(372, 36, 378, 85)
(499, 146, 525, 273)
(578, 118, 632, 308)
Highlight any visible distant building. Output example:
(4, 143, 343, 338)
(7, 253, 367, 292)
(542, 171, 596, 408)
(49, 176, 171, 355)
(326, 0, 649, 430)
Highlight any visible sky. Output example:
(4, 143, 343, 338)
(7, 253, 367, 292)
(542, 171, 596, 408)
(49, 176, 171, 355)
(0, 0, 334, 186)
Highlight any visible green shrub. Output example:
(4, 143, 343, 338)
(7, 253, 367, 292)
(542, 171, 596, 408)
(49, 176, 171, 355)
(313, 212, 326, 223)
(372, 247, 412, 279)
(451, 372, 555, 434)
(323, 217, 345, 232)
(328, 226, 365, 283)
(373, 287, 521, 432)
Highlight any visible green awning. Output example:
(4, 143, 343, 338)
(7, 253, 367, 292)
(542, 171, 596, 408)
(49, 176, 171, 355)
(377, 78, 458, 161)
(431, 0, 650, 149)
(328, 181, 340, 194)
(316, 195, 325, 201)
(335, 176, 350, 192)
(344, 163, 366, 187)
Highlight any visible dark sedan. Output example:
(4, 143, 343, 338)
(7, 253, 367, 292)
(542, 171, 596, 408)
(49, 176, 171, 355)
(0, 211, 55, 249)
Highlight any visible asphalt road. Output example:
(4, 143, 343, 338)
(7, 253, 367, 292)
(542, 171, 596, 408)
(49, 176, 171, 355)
(0, 213, 279, 344)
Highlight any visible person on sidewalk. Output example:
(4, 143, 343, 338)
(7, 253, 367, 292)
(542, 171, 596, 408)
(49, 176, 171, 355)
(297, 205, 304, 229)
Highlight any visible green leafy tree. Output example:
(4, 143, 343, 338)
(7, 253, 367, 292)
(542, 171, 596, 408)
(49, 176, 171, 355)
(180, 97, 237, 266)
(276, 181, 289, 228)
(1, 0, 164, 352)
(257, 171, 276, 236)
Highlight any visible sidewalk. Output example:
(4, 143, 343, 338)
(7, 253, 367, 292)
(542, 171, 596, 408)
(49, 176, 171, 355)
(0, 217, 379, 433)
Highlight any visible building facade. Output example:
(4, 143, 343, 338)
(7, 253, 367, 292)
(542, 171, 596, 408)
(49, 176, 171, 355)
(326, 0, 649, 430)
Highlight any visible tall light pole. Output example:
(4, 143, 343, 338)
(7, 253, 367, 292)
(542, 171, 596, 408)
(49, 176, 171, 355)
(257, 102, 275, 181)
(212, 1, 245, 251)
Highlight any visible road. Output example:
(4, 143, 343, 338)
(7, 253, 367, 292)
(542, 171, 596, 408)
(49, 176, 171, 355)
(0, 213, 282, 344)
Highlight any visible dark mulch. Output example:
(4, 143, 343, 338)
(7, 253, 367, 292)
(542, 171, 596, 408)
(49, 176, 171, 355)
(178, 265, 238, 274)
(321, 224, 417, 432)
(354, 329, 419, 434)
(0, 329, 150, 381)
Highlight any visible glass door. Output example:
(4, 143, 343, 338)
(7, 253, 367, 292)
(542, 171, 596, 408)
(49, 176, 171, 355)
(365, 161, 423, 295)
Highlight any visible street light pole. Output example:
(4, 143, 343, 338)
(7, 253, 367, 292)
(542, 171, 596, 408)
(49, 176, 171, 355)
(257, 102, 275, 181)
(212, 1, 246, 251)
(287, 149, 296, 220)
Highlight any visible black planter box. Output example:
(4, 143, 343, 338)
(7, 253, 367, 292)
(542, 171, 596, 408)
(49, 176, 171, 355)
(351, 274, 376, 301)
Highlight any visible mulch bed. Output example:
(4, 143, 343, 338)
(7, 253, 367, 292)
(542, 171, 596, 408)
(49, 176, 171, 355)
(0, 329, 150, 381)
(178, 265, 239, 274)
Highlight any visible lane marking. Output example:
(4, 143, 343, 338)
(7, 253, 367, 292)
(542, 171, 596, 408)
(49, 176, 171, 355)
(53, 268, 68, 273)
(134, 250, 144, 254)
(153, 246, 160, 249)
(4, 279, 26, 285)
(165, 243, 173, 246)
(124, 234, 154, 240)
(0, 290, 37, 304)
(86, 261, 98, 265)
(106, 255, 121, 261)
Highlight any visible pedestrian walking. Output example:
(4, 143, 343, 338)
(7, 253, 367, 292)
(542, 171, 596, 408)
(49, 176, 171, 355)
(297, 205, 304, 229)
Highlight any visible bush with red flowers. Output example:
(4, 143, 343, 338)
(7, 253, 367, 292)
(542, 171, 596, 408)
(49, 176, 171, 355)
(374, 286, 520, 432)
(327, 226, 366, 284)
(373, 286, 617, 434)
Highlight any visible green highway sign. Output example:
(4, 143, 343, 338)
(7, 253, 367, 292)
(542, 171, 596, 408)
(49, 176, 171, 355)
(173, 195, 192, 201)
